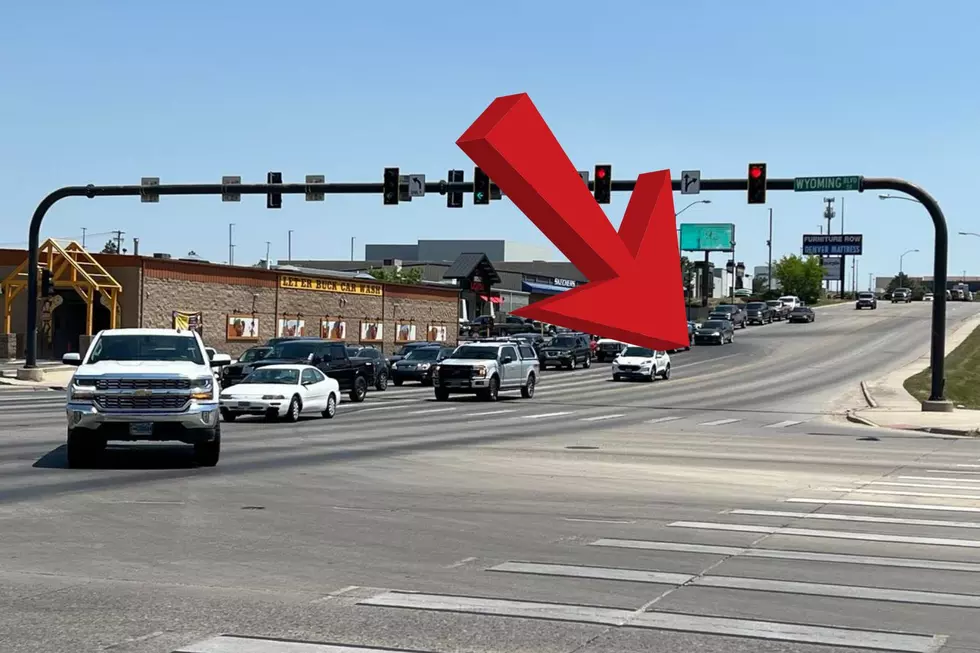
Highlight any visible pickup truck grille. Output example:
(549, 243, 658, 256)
(95, 394, 190, 411)
(439, 365, 473, 380)
(95, 378, 191, 391)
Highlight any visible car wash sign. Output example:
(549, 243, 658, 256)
(279, 274, 383, 297)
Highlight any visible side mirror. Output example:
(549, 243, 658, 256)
(62, 352, 82, 366)
(501, 355, 514, 364)
(210, 353, 232, 367)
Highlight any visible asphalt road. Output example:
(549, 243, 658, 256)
(3, 300, 980, 653)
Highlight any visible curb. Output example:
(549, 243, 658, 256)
(860, 381, 879, 408)
(845, 409, 979, 437)
(845, 410, 880, 428)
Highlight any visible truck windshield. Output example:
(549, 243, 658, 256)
(450, 346, 499, 360)
(622, 346, 655, 357)
(88, 335, 205, 364)
(270, 341, 318, 359)
(550, 337, 578, 348)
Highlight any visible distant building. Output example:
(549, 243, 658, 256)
(364, 239, 556, 263)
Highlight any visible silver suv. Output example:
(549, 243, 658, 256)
(62, 328, 230, 468)
(432, 341, 539, 402)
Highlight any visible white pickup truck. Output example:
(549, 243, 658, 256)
(62, 328, 231, 468)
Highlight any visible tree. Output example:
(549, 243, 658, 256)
(680, 256, 694, 289)
(772, 254, 824, 304)
(367, 266, 423, 285)
(887, 273, 918, 292)
(101, 240, 119, 254)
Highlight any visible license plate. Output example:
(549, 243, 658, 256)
(237, 401, 250, 407)
(129, 422, 153, 436)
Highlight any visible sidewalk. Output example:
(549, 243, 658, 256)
(846, 312, 980, 436)
(0, 363, 75, 390)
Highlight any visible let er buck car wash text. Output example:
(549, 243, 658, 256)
(279, 275, 383, 297)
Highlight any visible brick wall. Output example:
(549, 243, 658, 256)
(276, 286, 383, 346)
(384, 286, 458, 354)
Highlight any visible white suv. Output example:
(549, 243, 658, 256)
(62, 328, 231, 468)
(612, 345, 671, 382)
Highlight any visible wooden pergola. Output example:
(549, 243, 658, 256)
(1, 239, 123, 335)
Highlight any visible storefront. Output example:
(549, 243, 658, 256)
(521, 274, 586, 304)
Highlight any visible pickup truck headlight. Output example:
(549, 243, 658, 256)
(473, 366, 487, 377)
(262, 394, 286, 400)
(419, 363, 431, 370)
(190, 376, 214, 400)
(711, 331, 721, 336)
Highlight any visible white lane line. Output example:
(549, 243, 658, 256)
(901, 475, 980, 483)
(340, 402, 417, 413)
(465, 409, 517, 417)
(727, 509, 980, 530)
(956, 464, 980, 468)
(405, 407, 457, 415)
(698, 418, 741, 426)
(490, 561, 694, 586)
(787, 498, 980, 513)
(590, 538, 980, 573)
(646, 416, 683, 424)
(927, 469, 980, 474)
(175, 636, 440, 652)
(522, 411, 574, 419)
(763, 420, 804, 428)
(357, 591, 941, 653)
(871, 481, 980, 491)
(827, 487, 980, 500)
(491, 560, 980, 609)
(669, 521, 980, 548)
(579, 414, 626, 422)
(445, 556, 477, 569)
(563, 517, 636, 524)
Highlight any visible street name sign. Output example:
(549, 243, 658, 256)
(802, 233, 863, 256)
(794, 176, 861, 192)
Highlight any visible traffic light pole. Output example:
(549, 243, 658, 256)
(22, 175, 950, 411)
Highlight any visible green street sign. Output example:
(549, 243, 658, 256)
(794, 176, 861, 192)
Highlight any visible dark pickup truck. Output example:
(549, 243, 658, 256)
(250, 338, 374, 402)
(465, 315, 535, 337)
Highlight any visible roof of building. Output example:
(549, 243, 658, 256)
(442, 253, 502, 284)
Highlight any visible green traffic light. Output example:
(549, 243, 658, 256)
(476, 192, 484, 200)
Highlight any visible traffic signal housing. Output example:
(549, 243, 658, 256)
(40, 269, 55, 297)
(447, 169, 463, 208)
(473, 167, 490, 205)
(747, 163, 767, 205)
(383, 167, 400, 205)
(266, 171, 283, 209)
(594, 164, 611, 204)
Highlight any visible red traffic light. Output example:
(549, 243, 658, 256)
(596, 168, 607, 179)
(750, 166, 763, 179)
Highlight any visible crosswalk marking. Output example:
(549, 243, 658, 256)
(645, 416, 682, 424)
(490, 560, 980, 609)
(590, 538, 980, 573)
(927, 469, 980, 474)
(669, 520, 980, 548)
(405, 407, 457, 415)
(870, 480, 980, 491)
(175, 636, 432, 652)
(764, 420, 804, 428)
(466, 409, 517, 417)
(727, 509, 980, 530)
(697, 418, 741, 426)
(956, 464, 980, 468)
(357, 591, 941, 652)
(826, 487, 980, 500)
(901, 475, 980, 483)
(579, 414, 625, 422)
(522, 411, 574, 420)
(787, 498, 980, 513)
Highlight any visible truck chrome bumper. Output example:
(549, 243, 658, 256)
(66, 401, 220, 431)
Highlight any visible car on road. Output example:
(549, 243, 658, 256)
(62, 328, 231, 468)
(855, 292, 878, 310)
(744, 301, 774, 325)
(391, 345, 455, 386)
(595, 338, 628, 362)
(539, 333, 593, 370)
(788, 305, 816, 323)
(387, 341, 437, 368)
(693, 319, 735, 345)
(219, 364, 339, 422)
(924, 292, 934, 302)
(891, 288, 912, 303)
(766, 300, 790, 321)
(219, 345, 271, 389)
(250, 339, 373, 403)
(778, 295, 802, 311)
(708, 305, 746, 329)
(433, 340, 539, 402)
(347, 345, 390, 391)
(611, 346, 671, 382)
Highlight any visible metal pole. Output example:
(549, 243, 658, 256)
(767, 208, 773, 292)
(701, 250, 710, 308)
(81, 227, 87, 248)
(840, 197, 845, 295)
(351, 236, 355, 261)
(288, 230, 293, 260)
(265, 241, 271, 269)
(228, 223, 235, 266)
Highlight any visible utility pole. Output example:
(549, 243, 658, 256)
(766, 208, 773, 291)
(822, 198, 836, 292)
(81, 227, 87, 248)
(228, 223, 235, 266)
(840, 196, 846, 295)
(112, 230, 125, 254)
(265, 241, 271, 269)
(287, 230, 293, 260)
(351, 236, 355, 262)
(868, 272, 873, 292)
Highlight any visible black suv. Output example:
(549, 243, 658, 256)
(744, 302, 773, 325)
(539, 333, 592, 370)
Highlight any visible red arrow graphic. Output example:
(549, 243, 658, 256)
(457, 93, 688, 351)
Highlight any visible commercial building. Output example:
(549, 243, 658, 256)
(0, 239, 459, 361)
(873, 275, 980, 294)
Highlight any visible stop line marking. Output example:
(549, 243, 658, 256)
(698, 418, 741, 426)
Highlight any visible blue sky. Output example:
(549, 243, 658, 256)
(2, 0, 978, 288)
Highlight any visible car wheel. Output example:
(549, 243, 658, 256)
(283, 395, 301, 423)
(193, 428, 221, 467)
(322, 393, 337, 419)
(66, 429, 104, 469)
(349, 376, 368, 402)
(583, 356, 591, 369)
(220, 408, 237, 422)
(612, 374, 621, 381)
(480, 376, 500, 402)
(662, 364, 671, 380)
(521, 373, 536, 398)
(375, 371, 388, 391)
(434, 388, 449, 401)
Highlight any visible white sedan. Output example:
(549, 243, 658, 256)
(611, 346, 671, 382)
(219, 364, 340, 422)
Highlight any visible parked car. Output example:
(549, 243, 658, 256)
(433, 340, 539, 402)
(855, 292, 878, 310)
(611, 346, 671, 382)
(219, 364, 340, 422)
(391, 345, 455, 386)
(923, 293, 934, 302)
(744, 302, 774, 325)
(788, 306, 816, 323)
(766, 300, 790, 321)
(693, 319, 735, 345)
(250, 339, 373, 402)
(539, 333, 593, 370)
(708, 304, 746, 329)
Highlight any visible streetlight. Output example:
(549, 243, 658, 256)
(958, 231, 980, 238)
(879, 194, 922, 204)
(899, 248, 919, 276)
(675, 199, 711, 217)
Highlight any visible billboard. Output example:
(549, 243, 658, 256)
(679, 223, 735, 253)
(821, 256, 842, 281)
(802, 234, 863, 256)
